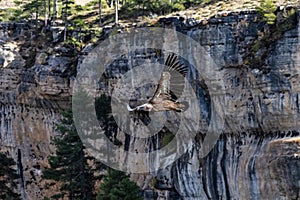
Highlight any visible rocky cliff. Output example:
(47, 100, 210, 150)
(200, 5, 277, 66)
(0, 8, 300, 200)
(0, 23, 74, 199)
(151, 9, 300, 200)
(149, 10, 300, 200)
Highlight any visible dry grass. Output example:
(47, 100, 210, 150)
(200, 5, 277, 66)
(110, 0, 299, 27)
(164, 0, 299, 22)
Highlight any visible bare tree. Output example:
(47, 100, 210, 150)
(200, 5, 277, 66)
(115, 0, 119, 25)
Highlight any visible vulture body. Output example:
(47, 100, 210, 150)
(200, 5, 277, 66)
(127, 53, 188, 113)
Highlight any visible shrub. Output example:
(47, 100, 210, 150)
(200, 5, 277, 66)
(256, 0, 277, 24)
(97, 169, 143, 200)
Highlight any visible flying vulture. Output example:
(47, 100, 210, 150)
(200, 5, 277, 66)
(127, 53, 188, 113)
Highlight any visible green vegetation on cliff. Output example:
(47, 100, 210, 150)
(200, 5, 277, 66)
(41, 89, 141, 199)
(0, 0, 298, 50)
(97, 168, 143, 200)
(42, 109, 97, 199)
(0, 152, 21, 199)
(1, 0, 299, 24)
(256, 0, 277, 24)
(245, 5, 298, 69)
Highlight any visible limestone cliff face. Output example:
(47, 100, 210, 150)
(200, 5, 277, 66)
(1, 10, 300, 200)
(151, 10, 300, 199)
(0, 23, 73, 199)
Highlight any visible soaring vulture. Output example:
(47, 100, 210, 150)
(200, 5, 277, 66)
(127, 53, 188, 113)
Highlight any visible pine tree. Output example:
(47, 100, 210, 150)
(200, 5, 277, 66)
(52, 0, 58, 24)
(42, 109, 96, 200)
(257, 0, 277, 24)
(61, 0, 75, 40)
(0, 152, 21, 199)
(97, 169, 143, 200)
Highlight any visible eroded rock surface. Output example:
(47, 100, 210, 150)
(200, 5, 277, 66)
(150, 10, 300, 200)
(0, 23, 73, 199)
(1, 9, 300, 199)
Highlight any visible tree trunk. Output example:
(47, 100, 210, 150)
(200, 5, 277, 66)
(48, 0, 51, 24)
(142, 1, 144, 18)
(115, 0, 119, 25)
(64, 0, 68, 41)
(35, 0, 39, 36)
(44, 0, 47, 26)
(53, 0, 57, 25)
(99, 0, 102, 26)
(48, 0, 51, 14)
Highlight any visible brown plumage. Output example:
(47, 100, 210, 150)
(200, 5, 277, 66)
(127, 53, 188, 112)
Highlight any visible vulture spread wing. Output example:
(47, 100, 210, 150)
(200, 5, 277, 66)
(127, 53, 188, 112)
(150, 54, 188, 107)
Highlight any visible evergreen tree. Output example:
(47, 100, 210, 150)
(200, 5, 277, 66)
(61, 0, 75, 40)
(14, 0, 49, 34)
(85, 0, 109, 26)
(10, 0, 62, 26)
(97, 169, 142, 200)
(256, 0, 277, 24)
(12, 0, 56, 26)
(0, 152, 21, 199)
(0, 7, 23, 22)
(42, 109, 96, 200)
(52, 0, 58, 24)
